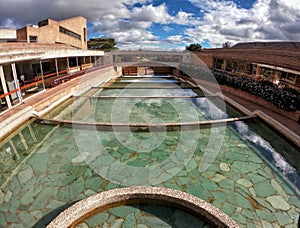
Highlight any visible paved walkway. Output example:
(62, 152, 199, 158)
(223, 92, 300, 136)
(0, 74, 84, 123)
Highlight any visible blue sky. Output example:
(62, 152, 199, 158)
(0, 0, 300, 50)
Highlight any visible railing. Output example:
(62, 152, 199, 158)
(0, 64, 112, 113)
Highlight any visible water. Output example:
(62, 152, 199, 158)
(0, 75, 299, 227)
(76, 204, 210, 227)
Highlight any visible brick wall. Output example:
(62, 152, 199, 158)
(59, 16, 87, 49)
(16, 16, 87, 49)
(209, 48, 300, 72)
(195, 48, 300, 72)
(193, 52, 214, 69)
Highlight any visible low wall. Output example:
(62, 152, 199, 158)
(220, 84, 300, 122)
(193, 78, 300, 122)
(181, 76, 300, 148)
(47, 186, 239, 228)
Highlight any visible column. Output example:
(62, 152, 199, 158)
(83, 56, 86, 71)
(39, 61, 45, 90)
(11, 63, 23, 104)
(93, 56, 97, 66)
(255, 65, 261, 80)
(251, 64, 255, 78)
(55, 58, 59, 77)
(0, 65, 12, 109)
(221, 59, 227, 71)
(213, 58, 217, 69)
(67, 58, 70, 73)
(273, 70, 279, 85)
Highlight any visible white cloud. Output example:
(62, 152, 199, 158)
(1, 0, 299, 49)
(173, 10, 200, 25)
(0, 18, 19, 29)
(162, 26, 173, 32)
(164, 35, 196, 44)
(185, 0, 300, 47)
(131, 4, 171, 24)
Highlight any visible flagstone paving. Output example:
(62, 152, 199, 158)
(0, 120, 299, 227)
(0, 76, 299, 227)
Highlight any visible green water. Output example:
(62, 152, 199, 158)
(76, 204, 210, 227)
(44, 97, 243, 123)
(0, 75, 299, 227)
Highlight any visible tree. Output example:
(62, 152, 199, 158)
(186, 43, 202, 52)
(88, 38, 117, 52)
(222, 41, 231, 48)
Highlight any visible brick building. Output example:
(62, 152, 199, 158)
(16, 16, 87, 49)
(195, 42, 300, 90)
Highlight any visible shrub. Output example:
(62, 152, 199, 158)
(214, 73, 300, 111)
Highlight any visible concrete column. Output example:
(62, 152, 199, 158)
(274, 70, 279, 82)
(76, 57, 79, 67)
(213, 58, 217, 69)
(222, 59, 227, 71)
(251, 64, 255, 78)
(0, 65, 12, 109)
(255, 65, 261, 80)
(89, 56, 92, 64)
(39, 61, 45, 90)
(11, 63, 23, 104)
(67, 58, 70, 73)
(93, 56, 97, 66)
(55, 58, 59, 77)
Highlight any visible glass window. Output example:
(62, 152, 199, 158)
(29, 36, 37, 42)
(59, 26, 81, 40)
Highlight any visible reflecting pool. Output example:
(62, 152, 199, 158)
(0, 75, 299, 227)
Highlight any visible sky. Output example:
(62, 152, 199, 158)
(0, 0, 300, 50)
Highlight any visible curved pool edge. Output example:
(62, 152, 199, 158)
(46, 186, 239, 228)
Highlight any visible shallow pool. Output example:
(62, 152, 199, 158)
(0, 75, 299, 227)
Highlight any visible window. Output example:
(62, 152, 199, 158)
(29, 36, 37, 42)
(84, 28, 86, 41)
(59, 26, 81, 40)
(38, 20, 49, 27)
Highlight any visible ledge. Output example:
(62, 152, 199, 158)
(47, 186, 239, 228)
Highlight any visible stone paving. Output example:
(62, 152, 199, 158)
(0, 76, 299, 227)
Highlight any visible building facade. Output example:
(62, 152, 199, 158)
(16, 16, 87, 49)
(0, 43, 104, 114)
(195, 42, 300, 90)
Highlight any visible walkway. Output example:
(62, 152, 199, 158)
(224, 92, 300, 136)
